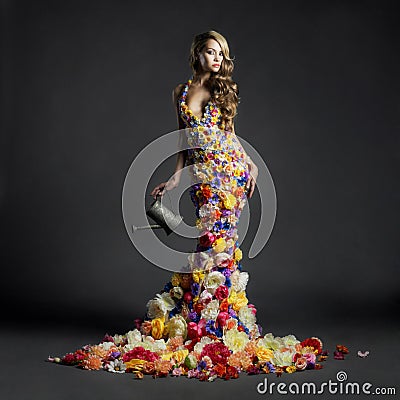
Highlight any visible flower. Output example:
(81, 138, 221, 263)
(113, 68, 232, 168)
(151, 318, 165, 340)
(82, 354, 102, 370)
(184, 353, 198, 370)
(282, 335, 300, 347)
(272, 348, 296, 367)
(230, 270, 249, 292)
(212, 237, 227, 253)
(201, 341, 231, 365)
(336, 344, 349, 354)
(199, 231, 216, 247)
(229, 290, 248, 312)
(172, 349, 189, 365)
(201, 299, 220, 321)
(204, 271, 226, 294)
(214, 285, 229, 300)
(170, 286, 184, 299)
(104, 359, 126, 373)
(238, 305, 256, 327)
(260, 333, 284, 351)
(295, 356, 307, 371)
(167, 315, 187, 339)
(122, 347, 159, 363)
(233, 247, 242, 261)
(146, 292, 175, 319)
(255, 346, 274, 362)
(300, 337, 323, 355)
(223, 193, 237, 209)
(223, 328, 249, 352)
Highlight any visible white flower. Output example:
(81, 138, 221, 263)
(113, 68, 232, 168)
(272, 348, 296, 367)
(104, 359, 126, 373)
(126, 329, 142, 346)
(100, 341, 115, 351)
(199, 289, 212, 304)
(112, 334, 125, 345)
(141, 336, 167, 352)
(193, 336, 214, 355)
(204, 271, 226, 294)
(282, 334, 300, 347)
(238, 305, 256, 327)
(201, 299, 220, 320)
(213, 252, 231, 267)
(146, 292, 175, 319)
(231, 270, 249, 292)
(260, 333, 284, 350)
(168, 315, 187, 339)
(188, 251, 213, 271)
(199, 203, 214, 218)
(223, 329, 249, 352)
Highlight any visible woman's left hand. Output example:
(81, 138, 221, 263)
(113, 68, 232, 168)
(246, 160, 258, 198)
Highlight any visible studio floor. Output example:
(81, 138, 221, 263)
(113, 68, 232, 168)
(2, 312, 399, 400)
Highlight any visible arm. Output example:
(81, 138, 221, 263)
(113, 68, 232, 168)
(230, 121, 258, 199)
(151, 84, 187, 199)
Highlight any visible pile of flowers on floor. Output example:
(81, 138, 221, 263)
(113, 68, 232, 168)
(49, 327, 326, 381)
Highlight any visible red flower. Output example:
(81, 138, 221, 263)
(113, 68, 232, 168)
(122, 346, 159, 362)
(199, 231, 216, 248)
(225, 365, 239, 380)
(201, 341, 231, 365)
(214, 285, 229, 300)
(300, 337, 323, 355)
(213, 363, 227, 378)
(336, 344, 349, 354)
(61, 353, 79, 365)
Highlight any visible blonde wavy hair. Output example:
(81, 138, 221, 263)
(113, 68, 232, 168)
(189, 30, 239, 131)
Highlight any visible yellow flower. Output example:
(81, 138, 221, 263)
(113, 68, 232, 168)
(286, 365, 297, 373)
(192, 270, 205, 283)
(234, 169, 241, 177)
(223, 328, 249, 352)
(234, 248, 242, 261)
(160, 351, 174, 361)
(124, 359, 146, 370)
(223, 193, 237, 209)
(171, 273, 181, 287)
(229, 290, 248, 312)
(151, 318, 164, 339)
(256, 346, 274, 362)
(216, 164, 223, 172)
(212, 237, 227, 253)
(172, 349, 189, 364)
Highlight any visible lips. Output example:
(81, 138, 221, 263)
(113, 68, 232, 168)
(212, 64, 220, 67)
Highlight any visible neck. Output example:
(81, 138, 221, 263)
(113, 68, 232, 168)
(192, 71, 211, 86)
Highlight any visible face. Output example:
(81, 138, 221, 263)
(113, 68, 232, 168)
(198, 38, 223, 73)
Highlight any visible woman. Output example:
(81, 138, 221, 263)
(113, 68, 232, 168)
(50, 31, 324, 380)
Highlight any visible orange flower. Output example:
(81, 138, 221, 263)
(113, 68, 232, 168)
(82, 354, 102, 370)
(219, 298, 229, 312)
(90, 345, 108, 359)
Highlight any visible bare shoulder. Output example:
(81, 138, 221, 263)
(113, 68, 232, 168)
(172, 83, 185, 102)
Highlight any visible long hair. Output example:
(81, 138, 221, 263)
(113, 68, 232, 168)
(189, 30, 239, 131)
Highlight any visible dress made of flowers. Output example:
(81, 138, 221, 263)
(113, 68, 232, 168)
(49, 77, 325, 380)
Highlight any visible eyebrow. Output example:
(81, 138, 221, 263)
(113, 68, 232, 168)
(206, 48, 223, 52)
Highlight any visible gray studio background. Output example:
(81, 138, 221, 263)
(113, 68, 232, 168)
(1, 1, 399, 399)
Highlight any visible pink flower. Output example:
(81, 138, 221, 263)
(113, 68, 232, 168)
(188, 322, 201, 339)
(295, 356, 307, 371)
(200, 342, 231, 365)
(217, 311, 230, 327)
(184, 291, 193, 303)
(215, 285, 229, 300)
(303, 352, 316, 364)
(199, 232, 216, 247)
